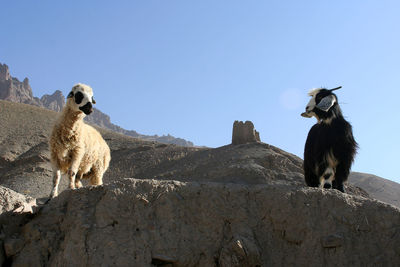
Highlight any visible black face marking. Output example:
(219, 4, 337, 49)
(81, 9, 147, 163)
(79, 102, 93, 115)
(74, 91, 84, 104)
(67, 91, 74, 98)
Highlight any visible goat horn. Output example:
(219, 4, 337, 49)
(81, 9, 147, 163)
(330, 86, 342, 91)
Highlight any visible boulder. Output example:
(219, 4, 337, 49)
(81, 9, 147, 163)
(0, 186, 33, 215)
(6, 179, 400, 266)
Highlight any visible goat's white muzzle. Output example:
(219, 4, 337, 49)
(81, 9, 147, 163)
(301, 112, 312, 118)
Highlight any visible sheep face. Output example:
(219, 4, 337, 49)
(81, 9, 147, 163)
(67, 83, 96, 115)
(301, 87, 341, 121)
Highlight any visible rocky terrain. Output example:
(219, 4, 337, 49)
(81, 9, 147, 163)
(350, 172, 400, 208)
(0, 94, 400, 265)
(0, 63, 193, 147)
(1, 179, 399, 266)
(0, 100, 372, 200)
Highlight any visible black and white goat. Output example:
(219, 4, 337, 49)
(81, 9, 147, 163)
(301, 87, 357, 192)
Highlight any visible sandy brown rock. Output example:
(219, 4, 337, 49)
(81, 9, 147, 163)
(350, 172, 400, 208)
(0, 186, 36, 266)
(8, 179, 400, 267)
(0, 64, 41, 107)
(0, 63, 10, 81)
(232, 120, 260, 145)
(40, 90, 65, 112)
(0, 186, 33, 215)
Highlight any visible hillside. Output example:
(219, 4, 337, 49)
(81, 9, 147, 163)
(0, 100, 200, 198)
(1, 100, 398, 207)
(0, 100, 370, 199)
(1, 100, 400, 266)
(350, 172, 400, 208)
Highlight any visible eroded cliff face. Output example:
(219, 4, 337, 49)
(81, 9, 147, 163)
(0, 64, 41, 106)
(2, 179, 399, 267)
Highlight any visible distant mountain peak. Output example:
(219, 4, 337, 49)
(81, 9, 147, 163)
(0, 63, 11, 81)
(40, 90, 65, 112)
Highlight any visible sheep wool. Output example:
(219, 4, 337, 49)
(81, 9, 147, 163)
(49, 83, 111, 198)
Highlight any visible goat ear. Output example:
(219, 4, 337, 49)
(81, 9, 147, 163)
(67, 91, 74, 98)
(329, 86, 342, 92)
(316, 95, 336, 112)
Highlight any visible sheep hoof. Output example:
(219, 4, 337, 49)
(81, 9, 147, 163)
(50, 191, 58, 198)
(75, 180, 83, 188)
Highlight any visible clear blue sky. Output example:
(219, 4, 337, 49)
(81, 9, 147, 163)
(1, 1, 400, 183)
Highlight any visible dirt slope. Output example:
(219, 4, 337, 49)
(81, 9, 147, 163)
(350, 172, 400, 208)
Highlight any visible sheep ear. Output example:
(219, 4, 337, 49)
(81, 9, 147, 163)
(316, 95, 336, 112)
(92, 97, 96, 104)
(67, 91, 74, 98)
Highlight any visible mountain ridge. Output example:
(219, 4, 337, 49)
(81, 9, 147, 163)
(0, 63, 193, 147)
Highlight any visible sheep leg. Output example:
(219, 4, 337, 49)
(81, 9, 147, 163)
(68, 148, 84, 189)
(89, 169, 103, 186)
(67, 169, 77, 189)
(75, 172, 83, 188)
(50, 169, 61, 198)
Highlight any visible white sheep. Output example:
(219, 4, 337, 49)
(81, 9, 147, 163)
(49, 83, 111, 198)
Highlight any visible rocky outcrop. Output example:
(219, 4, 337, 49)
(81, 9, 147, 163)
(0, 186, 38, 266)
(3, 179, 399, 266)
(232, 120, 261, 145)
(40, 90, 65, 112)
(0, 64, 41, 106)
(0, 186, 33, 215)
(0, 63, 10, 81)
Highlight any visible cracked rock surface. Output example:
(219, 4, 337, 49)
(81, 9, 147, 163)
(8, 179, 400, 267)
